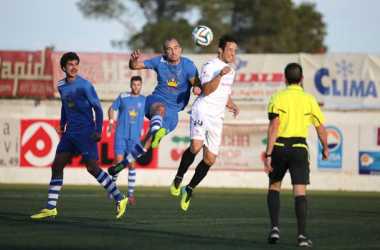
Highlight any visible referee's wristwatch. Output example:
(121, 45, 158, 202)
(265, 153, 272, 158)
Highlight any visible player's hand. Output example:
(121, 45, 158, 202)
(108, 123, 115, 134)
(91, 132, 102, 142)
(219, 66, 231, 76)
(55, 125, 64, 135)
(130, 49, 140, 61)
(322, 147, 329, 160)
(228, 103, 239, 118)
(193, 86, 202, 95)
(264, 157, 273, 174)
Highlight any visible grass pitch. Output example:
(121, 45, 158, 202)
(0, 184, 379, 250)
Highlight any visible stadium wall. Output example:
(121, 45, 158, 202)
(0, 100, 379, 192)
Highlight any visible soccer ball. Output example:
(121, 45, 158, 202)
(192, 25, 213, 46)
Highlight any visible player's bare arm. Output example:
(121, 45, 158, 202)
(202, 66, 231, 96)
(108, 107, 115, 134)
(226, 96, 239, 118)
(129, 49, 146, 70)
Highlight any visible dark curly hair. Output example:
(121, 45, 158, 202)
(60, 52, 80, 70)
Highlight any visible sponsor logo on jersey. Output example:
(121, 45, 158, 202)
(121, 92, 131, 98)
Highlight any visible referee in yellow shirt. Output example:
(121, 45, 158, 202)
(264, 63, 329, 247)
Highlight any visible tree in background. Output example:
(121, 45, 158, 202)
(77, 0, 327, 53)
(294, 2, 327, 53)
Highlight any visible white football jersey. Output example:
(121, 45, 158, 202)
(191, 58, 235, 118)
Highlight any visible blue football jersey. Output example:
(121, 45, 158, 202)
(144, 55, 199, 112)
(111, 92, 146, 141)
(57, 75, 101, 133)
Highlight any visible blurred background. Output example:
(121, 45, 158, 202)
(1, 0, 380, 54)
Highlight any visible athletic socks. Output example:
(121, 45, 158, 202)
(111, 173, 119, 182)
(176, 147, 197, 178)
(111, 165, 136, 197)
(185, 185, 194, 202)
(267, 191, 308, 236)
(267, 190, 280, 229)
(96, 169, 123, 201)
(173, 176, 183, 189)
(295, 195, 308, 236)
(45, 177, 63, 210)
(128, 167, 136, 196)
(188, 160, 211, 189)
(150, 114, 163, 135)
(120, 143, 147, 167)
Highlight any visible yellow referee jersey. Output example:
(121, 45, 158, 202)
(268, 85, 325, 138)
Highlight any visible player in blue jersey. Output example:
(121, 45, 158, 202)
(107, 76, 145, 204)
(31, 52, 128, 220)
(108, 38, 201, 176)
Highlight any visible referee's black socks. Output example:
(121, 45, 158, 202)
(267, 190, 280, 229)
(295, 195, 308, 236)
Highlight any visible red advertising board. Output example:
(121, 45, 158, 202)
(0, 48, 54, 97)
(20, 119, 157, 168)
(51, 52, 159, 100)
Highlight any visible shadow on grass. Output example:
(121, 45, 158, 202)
(0, 211, 273, 249)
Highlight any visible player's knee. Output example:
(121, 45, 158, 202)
(190, 144, 202, 155)
(85, 164, 100, 177)
(150, 103, 166, 116)
(204, 157, 216, 166)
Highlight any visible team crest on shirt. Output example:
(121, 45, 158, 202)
(202, 71, 212, 78)
(67, 100, 75, 107)
(166, 78, 179, 87)
(129, 109, 138, 116)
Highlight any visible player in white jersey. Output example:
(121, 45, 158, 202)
(170, 34, 240, 211)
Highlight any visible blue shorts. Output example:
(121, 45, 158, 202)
(145, 94, 178, 134)
(114, 138, 139, 156)
(56, 129, 99, 161)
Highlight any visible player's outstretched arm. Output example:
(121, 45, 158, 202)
(129, 49, 146, 70)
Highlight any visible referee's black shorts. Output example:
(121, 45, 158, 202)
(268, 137, 310, 185)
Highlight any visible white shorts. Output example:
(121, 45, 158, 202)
(190, 109, 223, 155)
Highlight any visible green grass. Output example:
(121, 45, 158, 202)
(1, 184, 380, 250)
